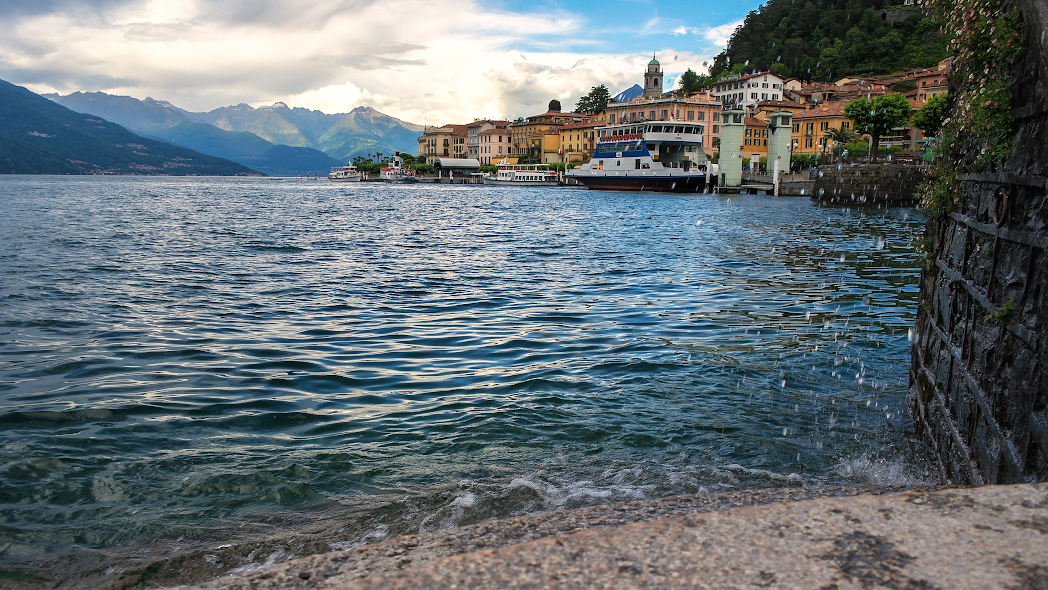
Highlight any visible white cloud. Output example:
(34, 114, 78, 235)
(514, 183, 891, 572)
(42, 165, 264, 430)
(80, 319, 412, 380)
(0, 0, 731, 124)
(701, 19, 743, 49)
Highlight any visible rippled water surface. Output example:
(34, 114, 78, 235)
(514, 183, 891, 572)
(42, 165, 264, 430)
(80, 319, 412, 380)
(1, 176, 932, 583)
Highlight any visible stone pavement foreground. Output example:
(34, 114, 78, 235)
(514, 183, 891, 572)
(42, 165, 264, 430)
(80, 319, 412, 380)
(188, 484, 1048, 590)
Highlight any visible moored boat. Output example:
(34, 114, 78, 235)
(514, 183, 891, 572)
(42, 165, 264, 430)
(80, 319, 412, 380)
(328, 163, 363, 181)
(380, 155, 418, 183)
(482, 163, 560, 186)
(565, 122, 710, 192)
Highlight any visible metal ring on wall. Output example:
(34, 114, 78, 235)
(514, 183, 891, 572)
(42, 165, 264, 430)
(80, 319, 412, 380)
(993, 186, 1010, 227)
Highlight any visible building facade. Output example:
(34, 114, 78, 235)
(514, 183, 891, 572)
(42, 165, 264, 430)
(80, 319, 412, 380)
(604, 93, 721, 153)
(478, 126, 513, 165)
(559, 119, 603, 163)
(466, 120, 510, 160)
(418, 124, 469, 165)
(711, 72, 786, 105)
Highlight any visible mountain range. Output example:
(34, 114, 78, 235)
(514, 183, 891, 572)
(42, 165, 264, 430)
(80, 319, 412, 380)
(0, 78, 255, 176)
(47, 92, 423, 175)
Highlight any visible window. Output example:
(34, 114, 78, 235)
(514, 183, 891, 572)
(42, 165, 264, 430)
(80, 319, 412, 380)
(745, 138, 751, 146)
(713, 112, 720, 122)
(820, 121, 829, 131)
(806, 123, 814, 134)
(697, 111, 705, 121)
(751, 92, 758, 99)
(762, 93, 768, 99)
(745, 129, 752, 137)
(687, 110, 695, 121)
(792, 123, 800, 133)
(841, 122, 849, 130)
(650, 110, 656, 119)
(805, 138, 813, 148)
(713, 125, 719, 133)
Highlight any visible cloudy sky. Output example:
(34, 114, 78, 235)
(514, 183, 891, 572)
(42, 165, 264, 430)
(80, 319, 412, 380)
(0, 0, 753, 125)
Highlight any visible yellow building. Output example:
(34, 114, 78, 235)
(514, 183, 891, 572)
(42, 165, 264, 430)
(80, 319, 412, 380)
(559, 119, 603, 163)
(791, 101, 854, 155)
(418, 124, 469, 165)
(510, 110, 587, 164)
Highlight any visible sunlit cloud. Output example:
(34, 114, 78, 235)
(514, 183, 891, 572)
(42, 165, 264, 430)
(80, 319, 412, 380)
(0, 0, 738, 124)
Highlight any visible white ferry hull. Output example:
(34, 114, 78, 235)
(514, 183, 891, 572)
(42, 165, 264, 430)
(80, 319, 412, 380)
(482, 177, 559, 186)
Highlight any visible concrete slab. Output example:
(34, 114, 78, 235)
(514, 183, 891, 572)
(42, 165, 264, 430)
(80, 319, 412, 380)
(183, 484, 1048, 590)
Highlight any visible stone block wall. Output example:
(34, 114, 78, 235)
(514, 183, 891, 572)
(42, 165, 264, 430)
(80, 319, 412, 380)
(909, 0, 1048, 484)
(812, 163, 926, 206)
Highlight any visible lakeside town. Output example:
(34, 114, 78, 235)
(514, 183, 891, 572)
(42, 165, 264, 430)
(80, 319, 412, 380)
(412, 54, 951, 174)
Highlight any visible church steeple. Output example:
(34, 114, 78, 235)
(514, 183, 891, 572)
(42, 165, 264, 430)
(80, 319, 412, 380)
(643, 54, 663, 98)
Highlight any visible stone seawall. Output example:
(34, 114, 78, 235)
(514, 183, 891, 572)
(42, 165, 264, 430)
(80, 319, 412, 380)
(811, 163, 926, 206)
(909, 0, 1048, 484)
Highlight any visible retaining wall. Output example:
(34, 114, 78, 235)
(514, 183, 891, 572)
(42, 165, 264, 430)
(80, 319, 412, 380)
(811, 163, 926, 206)
(908, 0, 1048, 484)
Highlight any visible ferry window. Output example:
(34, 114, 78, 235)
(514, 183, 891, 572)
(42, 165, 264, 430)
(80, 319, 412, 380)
(675, 126, 684, 133)
(650, 125, 661, 132)
(616, 161, 621, 167)
(698, 125, 705, 134)
(635, 159, 640, 169)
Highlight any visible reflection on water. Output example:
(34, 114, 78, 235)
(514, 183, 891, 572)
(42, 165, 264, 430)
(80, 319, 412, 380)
(0, 176, 934, 584)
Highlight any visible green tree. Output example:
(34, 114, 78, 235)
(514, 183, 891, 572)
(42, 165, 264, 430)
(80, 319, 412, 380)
(844, 93, 912, 162)
(548, 99, 562, 112)
(677, 69, 712, 94)
(575, 85, 611, 114)
(770, 62, 789, 79)
(823, 124, 859, 144)
(513, 117, 525, 125)
(912, 94, 949, 137)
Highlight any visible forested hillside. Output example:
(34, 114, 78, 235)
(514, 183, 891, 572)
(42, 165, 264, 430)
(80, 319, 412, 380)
(709, 0, 950, 82)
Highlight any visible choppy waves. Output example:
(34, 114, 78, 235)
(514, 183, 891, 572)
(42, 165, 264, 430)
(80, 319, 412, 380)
(0, 176, 934, 573)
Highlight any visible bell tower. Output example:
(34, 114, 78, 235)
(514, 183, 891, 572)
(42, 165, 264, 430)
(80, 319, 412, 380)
(643, 54, 663, 98)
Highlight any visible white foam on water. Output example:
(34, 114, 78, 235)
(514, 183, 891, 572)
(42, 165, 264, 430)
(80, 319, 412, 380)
(228, 549, 285, 574)
(835, 453, 937, 486)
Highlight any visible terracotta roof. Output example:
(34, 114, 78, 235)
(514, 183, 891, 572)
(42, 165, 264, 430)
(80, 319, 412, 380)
(560, 119, 604, 130)
(793, 101, 850, 119)
(744, 117, 769, 127)
(478, 128, 509, 135)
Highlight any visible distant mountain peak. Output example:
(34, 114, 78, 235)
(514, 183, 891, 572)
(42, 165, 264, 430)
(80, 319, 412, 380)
(613, 84, 644, 103)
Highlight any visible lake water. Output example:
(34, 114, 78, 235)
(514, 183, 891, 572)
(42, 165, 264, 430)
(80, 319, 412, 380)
(0, 176, 934, 586)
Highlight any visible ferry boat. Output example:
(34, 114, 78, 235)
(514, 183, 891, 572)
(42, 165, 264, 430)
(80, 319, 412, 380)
(566, 122, 710, 192)
(482, 162, 560, 186)
(380, 155, 418, 183)
(328, 162, 363, 181)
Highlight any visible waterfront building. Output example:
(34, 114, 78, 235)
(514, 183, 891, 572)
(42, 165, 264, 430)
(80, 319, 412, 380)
(418, 124, 469, 165)
(509, 108, 587, 164)
(742, 117, 769, 167)
(791, 101, 852, 155)
(710, 72, 786, 106)
(466, 120, 510, 160)
(604, 92, 721, 154)
(558, 119, 604, 163)
(478, 126, 513, 165)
